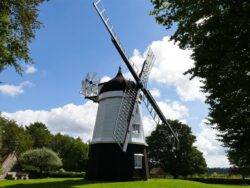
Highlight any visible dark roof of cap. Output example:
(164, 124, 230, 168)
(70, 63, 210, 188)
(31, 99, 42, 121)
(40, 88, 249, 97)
(99, 67, 132, 94)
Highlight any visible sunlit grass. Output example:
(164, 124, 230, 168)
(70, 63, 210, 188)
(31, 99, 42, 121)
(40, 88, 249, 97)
(1, 178, 249, 188)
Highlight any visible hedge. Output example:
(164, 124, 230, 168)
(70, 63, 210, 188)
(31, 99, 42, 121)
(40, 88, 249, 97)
(28, 171, 85, 178)
(45, 171, 86, 178)
(186, 178, 250, 185)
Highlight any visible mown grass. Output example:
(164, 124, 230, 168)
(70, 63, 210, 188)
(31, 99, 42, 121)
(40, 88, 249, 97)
(0, 178, 249, 188)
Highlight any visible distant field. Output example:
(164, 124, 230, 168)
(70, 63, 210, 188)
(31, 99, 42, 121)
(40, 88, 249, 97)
(0, 178, 249, 188)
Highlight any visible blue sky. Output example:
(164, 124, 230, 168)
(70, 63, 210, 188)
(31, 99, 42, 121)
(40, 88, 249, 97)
(1, 0, 171, 111)
(0, 0, 229, 168)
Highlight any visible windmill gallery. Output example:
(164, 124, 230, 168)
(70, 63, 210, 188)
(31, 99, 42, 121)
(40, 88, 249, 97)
(81, 0, 179, 181)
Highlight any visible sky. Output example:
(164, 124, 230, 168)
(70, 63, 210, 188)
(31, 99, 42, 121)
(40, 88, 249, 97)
(0, 0, 230, 168)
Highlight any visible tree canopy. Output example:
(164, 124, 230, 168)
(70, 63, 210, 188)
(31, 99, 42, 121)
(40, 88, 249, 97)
(0, 115, 89, 172)
(150, 0, 250, 176)
(0, 0, 47, 74)
(20, 147, 62, 174)
(26, 122, 52, 148)
(1, 116, 32, 155)
(147, 120, 207, 178)
(50, 133, 88, 172)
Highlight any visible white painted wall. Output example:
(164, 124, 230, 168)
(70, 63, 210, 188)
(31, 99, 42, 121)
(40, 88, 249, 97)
(91, 90, 146, 145)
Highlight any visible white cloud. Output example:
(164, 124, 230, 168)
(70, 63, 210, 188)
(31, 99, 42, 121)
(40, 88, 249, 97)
(3, 95, 229, 167)
(194, 119, 230, 168)
(150, 88, 160, 98)
(25, 65, 37, 74)
(142, 116, 155, 137)
(3, 98, 188, 143)
(2, 101, 98, 142)
(157, 100, 189, 121)
(130, 36, 205, 102)
(143, 100, 189, 137)
(0, 81, 32, 97)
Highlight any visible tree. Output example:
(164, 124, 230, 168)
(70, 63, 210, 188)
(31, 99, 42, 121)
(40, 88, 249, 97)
(150, 0, 250, 176)
(19, 148, 62, 175)
(0, 0, 47, 74)
(147, 120, 207, 178)
(50, 133, 88, 172)
(0, 117, 3, 152)
(0, 117, 3, 173)
(1, 116, 32, 155)
(26, 122, 52, 148)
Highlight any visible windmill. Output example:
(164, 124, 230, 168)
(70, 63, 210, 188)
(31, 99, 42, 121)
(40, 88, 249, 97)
(80, 0, 179, 180)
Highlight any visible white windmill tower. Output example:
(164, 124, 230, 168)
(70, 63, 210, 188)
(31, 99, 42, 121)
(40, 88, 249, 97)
(80, 0, 179, 180)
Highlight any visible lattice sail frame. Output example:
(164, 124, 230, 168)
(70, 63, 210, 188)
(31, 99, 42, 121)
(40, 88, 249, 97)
(139, 48, 156, 88)
(93, 0, 140, 75)
(112, 49, 156, 152)
(142, 95, 162, 125)
(93, 0, 179, 152)
(113, 82, 139, 152)
(80, 73, 99, 100)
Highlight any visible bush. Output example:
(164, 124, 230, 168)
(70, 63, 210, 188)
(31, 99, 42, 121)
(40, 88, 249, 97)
(187, 178, 250, 185)
(19, 148, 62, 175)
(45, 171, 86, 178)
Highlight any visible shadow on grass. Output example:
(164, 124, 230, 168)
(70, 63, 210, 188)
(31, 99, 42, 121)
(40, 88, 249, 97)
(3, 179, 101, 188)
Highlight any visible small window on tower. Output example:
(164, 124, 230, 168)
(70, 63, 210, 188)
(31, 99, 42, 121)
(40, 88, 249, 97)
(132, 124, 140, 134)
(134, 154, 143, 169)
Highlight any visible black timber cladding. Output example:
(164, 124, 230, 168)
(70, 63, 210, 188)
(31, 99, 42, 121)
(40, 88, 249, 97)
(86, 143, 149, 180)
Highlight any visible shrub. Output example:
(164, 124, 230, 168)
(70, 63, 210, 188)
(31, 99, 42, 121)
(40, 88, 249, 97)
(19, 148, 62, 175)
(187, 178, 250, 185)
(45, 171, 86, 178)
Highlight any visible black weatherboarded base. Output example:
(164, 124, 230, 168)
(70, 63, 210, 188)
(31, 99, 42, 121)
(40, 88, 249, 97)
(86, 143, 149, 181)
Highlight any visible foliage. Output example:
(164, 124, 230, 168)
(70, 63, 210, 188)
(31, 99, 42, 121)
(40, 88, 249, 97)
(0, 0, 47, 74)
(0, 116, 89, 173)
(0, 118, 2, 151)
(50, 134, 88, 172)
(208, 168, 229, 175)
(1, 116, 32, 155)
(0, 120, 2, 173)
(147, 120, 207, 178)
(19, 147, 62, 175)
(187, 178, 250, 185)
(0, 178, 249, 188)
(26, 122, 52, 148)
(150, 0, 250, 177)
(45, 171, 86, 178)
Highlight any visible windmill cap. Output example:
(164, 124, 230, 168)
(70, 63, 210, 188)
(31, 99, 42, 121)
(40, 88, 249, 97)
(99, 67, 133, 94)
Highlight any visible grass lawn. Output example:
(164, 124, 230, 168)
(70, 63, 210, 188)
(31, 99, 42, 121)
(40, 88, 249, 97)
(0, 178, 249, 188)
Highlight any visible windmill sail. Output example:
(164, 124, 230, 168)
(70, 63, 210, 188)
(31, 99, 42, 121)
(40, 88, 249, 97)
(80, 73, 99, 101)
(142, 94, 162, 125)
(93, 0, 179, 151)
(113, 82, 139, 152)
(93, 0, 139, 75)
(141, 88, 179, 142)
(139, 48, 156, 88)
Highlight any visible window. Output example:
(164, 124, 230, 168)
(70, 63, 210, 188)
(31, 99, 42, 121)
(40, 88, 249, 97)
(132, 124, 140, 134)
(134, 154, 143, 169)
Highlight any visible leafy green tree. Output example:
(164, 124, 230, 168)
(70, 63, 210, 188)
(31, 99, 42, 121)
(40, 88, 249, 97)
(0, 117, 3, 151)
(50, 133, 88, 172)
(0, 0, 47, 74)
(150, 0, 249, 176)
(1, 116, 32, 155)
(189, 147, 207, 175)
(0, 117, 3, 173)
(26, 122, 52, 148)
(20, 147, 62, 175)
(147, 120, 207, 178)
